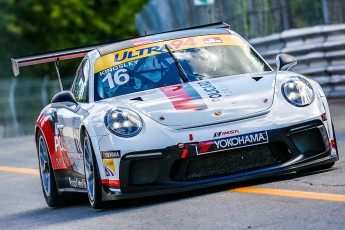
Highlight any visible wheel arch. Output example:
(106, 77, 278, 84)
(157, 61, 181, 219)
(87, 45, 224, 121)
(79, 123, 107, 185)
(35, 125, 53, 163)
(35, 125, 62, 191)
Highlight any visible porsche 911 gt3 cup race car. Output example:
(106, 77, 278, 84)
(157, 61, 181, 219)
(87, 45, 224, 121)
(12, 22, 338, 209)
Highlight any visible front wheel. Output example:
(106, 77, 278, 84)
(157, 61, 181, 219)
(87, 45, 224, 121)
(83, 132, 104, 209)
(37, 130, 63, 207)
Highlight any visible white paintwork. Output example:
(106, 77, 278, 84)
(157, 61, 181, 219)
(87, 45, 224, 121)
(78, 70, 335, 184)
(69, 49, 335, 189)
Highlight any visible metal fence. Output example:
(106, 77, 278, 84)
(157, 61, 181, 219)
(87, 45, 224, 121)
(0, 77, 71, 138)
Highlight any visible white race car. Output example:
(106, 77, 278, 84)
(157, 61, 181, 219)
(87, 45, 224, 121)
(12, 22, 338, 209)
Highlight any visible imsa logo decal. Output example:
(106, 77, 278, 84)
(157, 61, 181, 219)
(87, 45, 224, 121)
(213, 131, 268, 150)
(214, 130, 239, 137)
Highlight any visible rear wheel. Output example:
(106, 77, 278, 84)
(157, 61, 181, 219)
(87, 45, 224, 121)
(83, 132, 104, 209)
(37, 130, 63, 207)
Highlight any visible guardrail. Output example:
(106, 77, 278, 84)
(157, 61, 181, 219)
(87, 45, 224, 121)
(250, 24, 345, 98)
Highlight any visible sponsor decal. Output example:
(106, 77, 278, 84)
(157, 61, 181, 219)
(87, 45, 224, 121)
(55, 156, 83, 168)
(213, 131, 268, 150)
(69, 177, 86, 189)
(197, 81, 222, 99)
(94, 34, 248, 73)
(160, 84, 208, 110)
(54, 123, 65, 152)
(202, 37, 223, 44)
(104, 159, 116, 176)
(72, 128, 82, 153)
(54, 124, 81, 154)
(215, 81, 233, 97)
(213, 129, 239, 137)
(113, 38, 196, 63)
(102, 150, 121, 159)
(99, 60, 139, 77)
(198, 131, 268, 155)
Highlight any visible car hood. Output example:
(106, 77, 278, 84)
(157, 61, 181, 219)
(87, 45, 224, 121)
(101, 72, 276, 128)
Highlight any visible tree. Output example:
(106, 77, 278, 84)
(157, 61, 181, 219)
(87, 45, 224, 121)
(0, 0, 148, 78)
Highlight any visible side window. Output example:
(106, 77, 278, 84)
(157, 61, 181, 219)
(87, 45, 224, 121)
(71, 59, 90, 103)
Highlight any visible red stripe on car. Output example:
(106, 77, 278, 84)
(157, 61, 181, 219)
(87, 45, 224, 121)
(198, 140, 214, 153)
(131, 37, 154, 46)
(160, 85, 199, 110)
(101, 179, 120, 187)
(181, 149, 189, 159)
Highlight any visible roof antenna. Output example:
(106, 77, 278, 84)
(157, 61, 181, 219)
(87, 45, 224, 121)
(54, 58, 63, 91)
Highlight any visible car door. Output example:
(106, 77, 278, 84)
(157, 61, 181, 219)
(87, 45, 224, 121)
(54, 58, 92, 189)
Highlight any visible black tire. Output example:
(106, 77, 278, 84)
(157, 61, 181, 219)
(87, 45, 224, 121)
(83, 131, 104, 209)
(37, 130, 64, 207)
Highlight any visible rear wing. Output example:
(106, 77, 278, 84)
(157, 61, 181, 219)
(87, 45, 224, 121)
(11, 43, 110, 77)
(11, 22, 230, 77)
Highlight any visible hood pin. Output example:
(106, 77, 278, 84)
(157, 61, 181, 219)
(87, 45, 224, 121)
(214, 111, 222, 116)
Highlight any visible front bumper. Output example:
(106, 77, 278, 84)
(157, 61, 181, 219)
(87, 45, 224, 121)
(101, 120, 338, 201)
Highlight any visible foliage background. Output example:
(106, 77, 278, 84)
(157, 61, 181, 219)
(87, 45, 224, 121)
(0, 0, 148, 79)
(0, 0, 147, 137)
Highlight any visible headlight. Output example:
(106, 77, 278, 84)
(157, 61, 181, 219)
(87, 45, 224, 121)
(104, 108, 142, 137)
(281, 76, 314, 107)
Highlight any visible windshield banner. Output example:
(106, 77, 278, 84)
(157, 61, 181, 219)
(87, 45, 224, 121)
(94, 34, 248, 73)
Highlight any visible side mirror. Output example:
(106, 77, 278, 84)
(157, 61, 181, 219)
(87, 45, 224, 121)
(51, 91, 78, 105)
(276, 54, 297, 71)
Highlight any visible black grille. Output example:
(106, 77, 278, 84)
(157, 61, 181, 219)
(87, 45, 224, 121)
(129, 159, 161, 185)
(290, 127, 328, 156)
(171, 144, 278, 181)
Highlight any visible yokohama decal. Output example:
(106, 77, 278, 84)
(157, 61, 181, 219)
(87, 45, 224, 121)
(198, 131, 268, 155)
(160, 84, 208, 110)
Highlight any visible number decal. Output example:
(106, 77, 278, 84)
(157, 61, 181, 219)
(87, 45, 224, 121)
(169, 38, 196, 50)
(102, 69, 130, 89)
(114, 69, 130, 85)
(170, 40, 184, 49)
(102, 73, 114, 88)
(183, 38, 196, 46)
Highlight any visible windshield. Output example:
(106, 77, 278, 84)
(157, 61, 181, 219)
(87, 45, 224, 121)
(94, 34, 271, 101)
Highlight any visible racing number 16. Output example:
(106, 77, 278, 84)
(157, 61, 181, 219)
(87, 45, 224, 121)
(102, 69, 130, 89)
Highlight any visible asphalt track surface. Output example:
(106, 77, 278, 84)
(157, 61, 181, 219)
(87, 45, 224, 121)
(0, 99, 344, 230)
